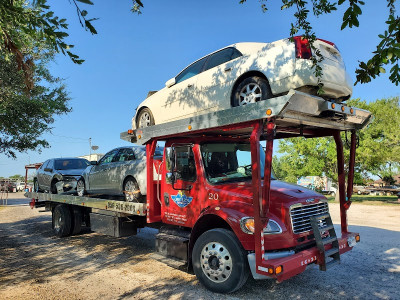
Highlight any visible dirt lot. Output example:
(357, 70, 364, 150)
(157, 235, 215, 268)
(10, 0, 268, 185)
(0, 193, 399, 299)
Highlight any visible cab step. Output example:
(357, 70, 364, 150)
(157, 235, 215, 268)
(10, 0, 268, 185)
(310, 213, 340, 271)
(155, 226, 190, 263)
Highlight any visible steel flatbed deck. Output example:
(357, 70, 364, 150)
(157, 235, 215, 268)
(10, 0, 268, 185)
(25, 192, 146, 216)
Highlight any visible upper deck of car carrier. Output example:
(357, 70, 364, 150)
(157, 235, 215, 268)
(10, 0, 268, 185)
(121, 90, 372, 145)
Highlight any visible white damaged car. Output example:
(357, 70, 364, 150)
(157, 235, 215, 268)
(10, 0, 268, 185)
(133, 36, 352, 129)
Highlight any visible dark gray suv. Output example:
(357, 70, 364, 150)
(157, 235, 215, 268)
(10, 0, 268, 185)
(34, 158, 90, 193)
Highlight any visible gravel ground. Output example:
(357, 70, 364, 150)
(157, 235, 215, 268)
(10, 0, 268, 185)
(0, 193, 399, 299)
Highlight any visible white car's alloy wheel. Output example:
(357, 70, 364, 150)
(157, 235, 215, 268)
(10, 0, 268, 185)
(139, 111, 152, 128)
(238, 83, 262, 105)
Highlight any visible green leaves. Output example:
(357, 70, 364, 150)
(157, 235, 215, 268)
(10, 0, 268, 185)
(0, 52, 71, 158)
(76, 0, 94, 4)
(276, 97, 400, 184)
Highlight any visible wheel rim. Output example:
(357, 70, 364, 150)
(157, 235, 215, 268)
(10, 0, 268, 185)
(77, 180, 84, 196)
(124, 180, 138, 202)
(138, 112, 152, 128)
(238, 83, 262, 105)
(200, 241, 233, 283)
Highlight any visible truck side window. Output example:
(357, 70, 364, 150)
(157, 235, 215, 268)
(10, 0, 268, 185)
(167, 146, 196, 182)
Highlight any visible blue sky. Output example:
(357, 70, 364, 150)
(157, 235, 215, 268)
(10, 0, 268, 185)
(0, 1, 399, 178)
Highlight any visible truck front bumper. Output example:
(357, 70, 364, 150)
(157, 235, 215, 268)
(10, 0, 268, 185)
(247, 232, 359, 281)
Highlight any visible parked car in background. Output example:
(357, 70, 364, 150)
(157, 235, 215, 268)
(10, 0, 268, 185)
(77, 146, 163, 202)
(33, 158, 90, 194)
(133, 36, 352, 129)
(0, 180, 16, 193)
(353, 185, 371, 195)
(16, 182, 26, 192)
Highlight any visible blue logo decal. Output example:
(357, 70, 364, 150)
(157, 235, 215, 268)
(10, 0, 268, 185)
(171, 191, 193, 208)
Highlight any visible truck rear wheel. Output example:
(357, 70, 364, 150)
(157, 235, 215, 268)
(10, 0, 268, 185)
(192, 228, 249, 293)
(71, 207, 83, 235)
(52, 204, 72, 237)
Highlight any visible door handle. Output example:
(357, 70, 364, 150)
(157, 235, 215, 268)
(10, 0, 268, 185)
(224, 67, 232, 72)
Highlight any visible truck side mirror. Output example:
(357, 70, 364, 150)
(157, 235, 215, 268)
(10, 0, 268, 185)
(166, 172, 174, 184)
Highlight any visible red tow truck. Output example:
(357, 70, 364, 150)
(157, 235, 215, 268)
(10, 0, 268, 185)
(27, 90, 372, 293)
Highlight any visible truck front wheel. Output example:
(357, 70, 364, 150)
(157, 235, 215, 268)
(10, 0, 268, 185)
(52, 204, 72, 237)
(192, 228, 249, 293)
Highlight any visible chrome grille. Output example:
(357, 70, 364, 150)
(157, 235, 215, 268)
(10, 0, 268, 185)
(290, 202, 329, 234)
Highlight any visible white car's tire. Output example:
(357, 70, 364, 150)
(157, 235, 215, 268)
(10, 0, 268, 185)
(232, 76, 272, 107)
(136, 108, 155, 128)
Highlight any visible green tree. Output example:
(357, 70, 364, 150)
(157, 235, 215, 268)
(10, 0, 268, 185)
(275, 97, 400, 183)
(0, 0, 78, 157)
(9, 174, 24, 181)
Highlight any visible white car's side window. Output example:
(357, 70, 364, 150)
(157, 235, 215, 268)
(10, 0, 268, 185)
(204, 48, 242, 72)
(175, 57, 208, 84)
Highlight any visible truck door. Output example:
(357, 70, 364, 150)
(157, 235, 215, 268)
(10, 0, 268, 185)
(161, 144, 202, 227)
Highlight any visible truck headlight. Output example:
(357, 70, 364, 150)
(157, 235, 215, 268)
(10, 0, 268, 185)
(240, 217, 282, 235)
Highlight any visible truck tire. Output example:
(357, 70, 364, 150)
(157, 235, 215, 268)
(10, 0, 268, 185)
(71, 207, 83, 235)
(52, 204, 72, 237)
(192, 228, 249, 293)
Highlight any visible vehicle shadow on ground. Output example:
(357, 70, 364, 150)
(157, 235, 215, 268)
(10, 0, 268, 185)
(0, 214, 399, 299)
(0, 213, 158, 286)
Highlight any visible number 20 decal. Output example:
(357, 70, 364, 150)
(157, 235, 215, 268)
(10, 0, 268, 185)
(209, 193, 219, 201)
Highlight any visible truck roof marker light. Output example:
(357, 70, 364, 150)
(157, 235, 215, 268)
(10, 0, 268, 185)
(350, 108, 354, 114)
(356, 235, 360, 242)
(138, 135, 141, 139)
(127, 129, 133, 134)
(341, 106, 345, 112)
(188, 125, 192, 130)
(275, 265, 283, 274)
(266, 109, 272, 116)
(331, 103, 336, 109)
(81, 202, 85, 206)
(137, 210, 140, 214)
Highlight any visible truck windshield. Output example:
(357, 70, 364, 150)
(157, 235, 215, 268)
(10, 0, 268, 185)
(201, 143, 275, 184)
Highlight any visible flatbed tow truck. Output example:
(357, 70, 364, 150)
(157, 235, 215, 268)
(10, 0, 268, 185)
(26, 90, 372, 293)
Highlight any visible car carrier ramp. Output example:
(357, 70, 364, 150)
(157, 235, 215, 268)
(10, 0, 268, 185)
(121, 90, 372, 145)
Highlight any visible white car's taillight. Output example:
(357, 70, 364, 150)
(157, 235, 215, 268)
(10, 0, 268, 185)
(293, 36, 312, 59)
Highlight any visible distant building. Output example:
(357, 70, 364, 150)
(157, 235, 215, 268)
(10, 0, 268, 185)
(373, 174, 400, 187)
